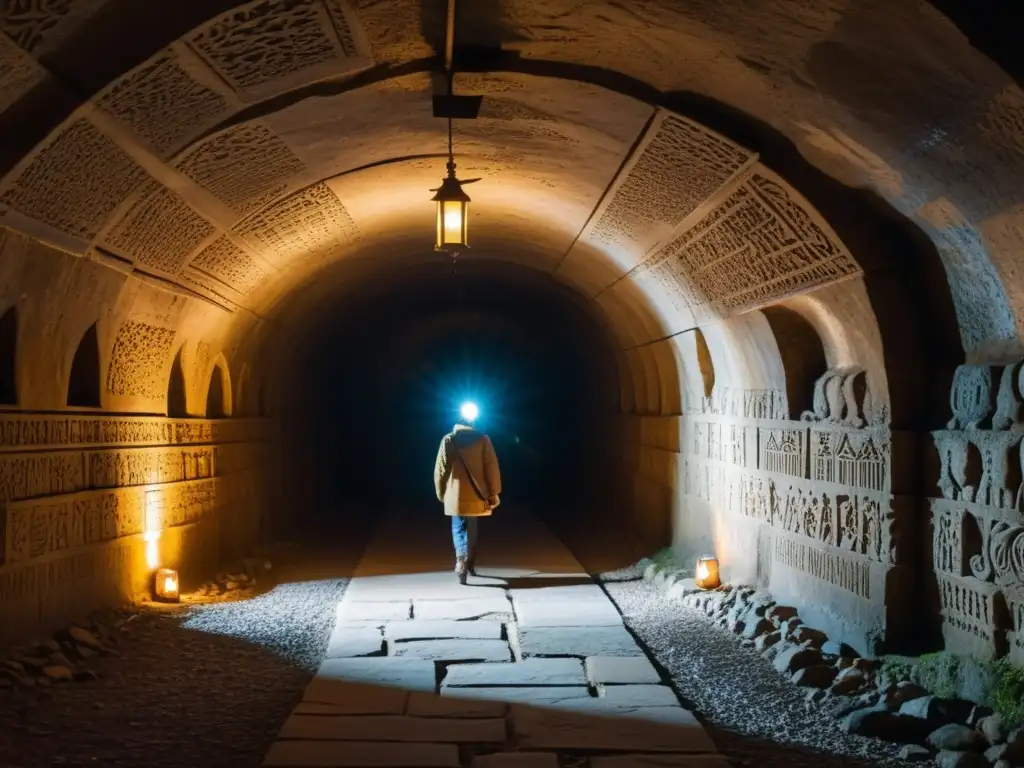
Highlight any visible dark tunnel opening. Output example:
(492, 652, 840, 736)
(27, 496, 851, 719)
(269, 263, 624, 554)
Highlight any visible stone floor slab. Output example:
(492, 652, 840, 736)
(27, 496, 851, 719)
(280, 714, 507, 743)
(590, 756, 732, 768)
(439, 686, 591, 705)
(510, 584, 606, 603)
(415, 596, 513, 620)
(326, 628, 385, 658)
(540, 701, 690, 722)
(314, 657, 437, 691)
(407, 691, 507, 718)
(264, 739, 459, 767)
(472, 753, 561, 768)
(443, 658, 586, 687)
(389, 638, 512, 662)
(519, 626, 643, 658)
(515, 599, 623, 628)
(599, 685, 680, 707)
(302, 680, 409, 712)
(345, 574, 505, 603)
(511, 704, 718, 753)
(385, 620, 503, 641)
(586, 656, 661, 685)
(337, 601, 411, 623)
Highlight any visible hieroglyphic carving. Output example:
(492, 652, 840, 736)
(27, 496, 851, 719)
(1006, 588, 1024, 666)
(234, 181, 357, 259)
(97, 51, 232, 156)
(174, 123, 306, 216)
(189, 236, 269, 295)
(948, 364, 999, 430)
(0, 0, 91, 53)
(936, 572, 1006, 660)
(106, 321, 176, 399)
(0, 119, 148, 241)
(775, 534, 870, 598)
(588, 113, 750, 251)
(693, 387, 786, 420)
(0, 413, 269, 451)
(760, 427, 806, 478)
(102, 181, 216, 274)
(86, 446, 214, 489)
(636, 170, 860, 317)
(932, 503, 965, 575)
(186, 0, 354, 94)
(0, 452, 86, 505)
(0, 29, 44, 114)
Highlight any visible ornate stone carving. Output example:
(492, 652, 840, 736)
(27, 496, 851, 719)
(992, 361, 1024, 430)
(0, 0, 92, 54)
(932, 503, 966, 575)
(936, 572, 1006, 661)
(0, 29, 44, 114)
(106, 322, 176, 399)
(775, 533, 870, 599)
(588, 113, 750, 252)
(97, 51, 232, 157)
(233, 181, 358, 258)
(101, 181, 216, 274)
(186, 0, 357, 96)
(637, 171, 861, 317)
(948, 365, 998, 430)
(760, 427, 806, 478)
(0, 119, 148, 241)
(802, 368, 870, 427)
(189, 236, 269, 295)
(174, 123, 306, 216)
(0, 452, 87, 505)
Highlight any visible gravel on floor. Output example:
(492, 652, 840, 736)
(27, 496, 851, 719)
(0, 576, 347, 768)
(600, 575, 912, 768)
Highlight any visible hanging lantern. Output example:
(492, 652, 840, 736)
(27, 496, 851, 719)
(154, 567, 180, 602)
(432, 160, 471, 252)
(695, 555, 721, 590)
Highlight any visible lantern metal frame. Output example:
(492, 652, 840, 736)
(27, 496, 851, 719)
(432, 117, 474, 252)
(153, 567, 181, 603)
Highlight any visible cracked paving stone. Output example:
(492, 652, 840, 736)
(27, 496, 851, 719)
(414, 597, 513, 621)
(443, 658, 586, 687)
(388, 638, 512, 661)
(325, 627, 384, 658)
(586, 655, 661, 685)
(519, 626, 643, 658)
(384, 620, 504, 640)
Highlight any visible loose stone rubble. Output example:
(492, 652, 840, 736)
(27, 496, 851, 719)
(0, 615, 121, 691)
(638, 558, 1024, 768)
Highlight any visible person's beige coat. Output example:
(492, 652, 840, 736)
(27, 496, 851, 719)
(434, 424, 501, 517)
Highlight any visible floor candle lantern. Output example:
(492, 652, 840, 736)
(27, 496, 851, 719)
(695, 555, 721, 590)
(154, 568, 180, 603)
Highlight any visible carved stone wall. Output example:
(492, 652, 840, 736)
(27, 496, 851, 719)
(0, 412, 270, 645)
(622, 372, 901, 655)
(931, 361, 1024, 663)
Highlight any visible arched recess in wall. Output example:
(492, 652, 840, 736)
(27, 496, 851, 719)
(760, 306, 828, 419)
(0, 306, 16, 406)
(167, 349, 188, 418)
(205, 362, 231, 419)
(67, 323, 101, 408)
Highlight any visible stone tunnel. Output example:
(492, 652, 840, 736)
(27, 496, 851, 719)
(1, 1, 1023, 766)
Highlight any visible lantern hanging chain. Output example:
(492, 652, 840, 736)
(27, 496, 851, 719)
(447, 116, 456, 177)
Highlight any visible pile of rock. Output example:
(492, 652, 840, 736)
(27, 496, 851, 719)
(0, 614, 130, 690)
(639, 563, 1024, 767)
(190, 557, 272, 599)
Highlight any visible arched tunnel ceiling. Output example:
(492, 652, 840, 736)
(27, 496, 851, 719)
(0, 0, 1022, 366)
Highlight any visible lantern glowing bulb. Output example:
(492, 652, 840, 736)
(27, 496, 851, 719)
(695, 555, 721, 590)
(154, 567, 180, 603)
(460, 402, 479, 422)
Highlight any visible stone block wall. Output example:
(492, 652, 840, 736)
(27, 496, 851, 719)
(0, 412, 270, 645)
(620, 376, 914, 657)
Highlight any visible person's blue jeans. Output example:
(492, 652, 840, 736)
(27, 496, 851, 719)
(451, 516, 479, 561)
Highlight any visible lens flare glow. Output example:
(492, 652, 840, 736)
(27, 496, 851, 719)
(460, 401, 479, 422)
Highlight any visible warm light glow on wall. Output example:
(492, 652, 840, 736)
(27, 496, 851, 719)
(144, 489, 162, 570)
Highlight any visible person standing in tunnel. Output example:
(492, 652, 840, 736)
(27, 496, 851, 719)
(434, 403, 501, 584)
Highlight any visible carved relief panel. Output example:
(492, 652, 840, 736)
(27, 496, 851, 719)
(105, 321, 176, 399)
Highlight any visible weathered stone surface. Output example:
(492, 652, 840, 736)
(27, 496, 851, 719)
(264, 740, 459, 767)
(408, 692, 507, 718)
(415, 598, 512, 621)
(519, 626, 642, 658)
(899, 744, 932, 762)
(765, 605, 798, 624)
(312, 658, 436, 692)
(979, 713, 1010, 745)
(302, 680, 410, 712)
(741, 617, 774, 640)
(791, 625, 828, 647)
(791, 665, 837, 688)
(513, 599, 623, 627)
(840, 705, 933, 743)
(830, 667, 866, 696)
(510, 584, 605, 603)
(821, 640, 859, 658)
(337, 601, 411, 623)
(598, 685, 680, 707)
(325, 627, 384, 658)
(473, 754, 560, 768)
(279, 714, 507, 743)
(388, 639, 512, 662)
(773, 645, 821, 675)
(755, 631, 782, 653)
(585, 655, 661, 685)
(899, 695, 969, 725)
(934, 751, 989, 768)
(928, 724, 987, 752)
(443, 659, 586, 687)
(511, 703, 717, 753)
(441, 686, 591, 705)
(385, 621, 503, 640)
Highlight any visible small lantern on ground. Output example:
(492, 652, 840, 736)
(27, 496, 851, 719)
(695, 555, 720, 590)
(154, 567, 180, 603)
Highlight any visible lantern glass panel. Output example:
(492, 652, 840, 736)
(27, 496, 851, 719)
(154, 567, 180, 602)
(695, 556, 720, 590)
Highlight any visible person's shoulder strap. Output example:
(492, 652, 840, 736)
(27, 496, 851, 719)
(451, 432, 488, 502)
